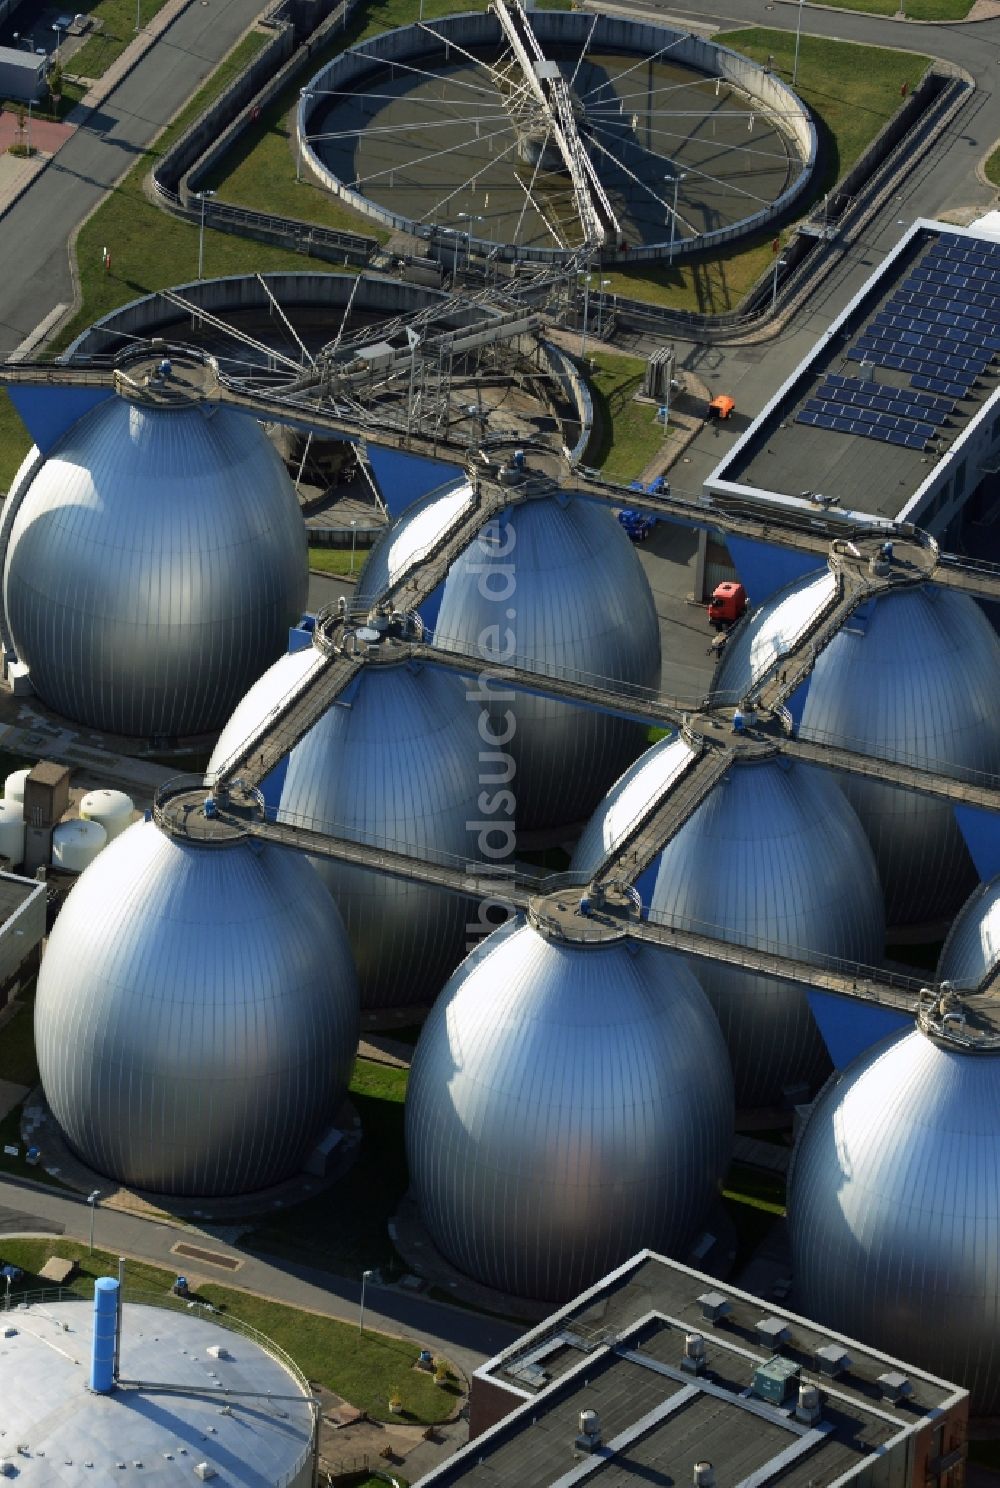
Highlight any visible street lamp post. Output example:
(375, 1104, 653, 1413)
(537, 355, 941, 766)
(87, 1190, 101, 1254)
(596, 277, 611, 338)
(197, 190, 216, 280)
(52, 21, 64, 58)
(25, 99, 33, 157)
(349, 519, 358, 576)
(359, 1268, 374, 1333)
(772, 255, 787, 311)
(296, 90, 313, 183)
(12, 33, 34, 52)
(135, 0, 142, 32)
(792, 0, 804, 87)
(667, 171, 687, 265)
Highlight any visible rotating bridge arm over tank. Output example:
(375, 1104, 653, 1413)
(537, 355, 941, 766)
(488, 0, 621, 249)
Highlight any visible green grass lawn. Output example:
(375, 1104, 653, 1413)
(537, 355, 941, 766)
(0, 390, 33, 494)
(64, 0, 175, 85)
(584, 350, 669, 483)
(804, 0, 972, 17)
(722, 1159, 787, 1271)
(49, 29, 325, 355)
(309, 545, 365, 576)
(603, 31, 931, 313)
(985, 144, 1000, 191)
(0, 1237, 460, 1422)
(243, 1057, 411, 1283)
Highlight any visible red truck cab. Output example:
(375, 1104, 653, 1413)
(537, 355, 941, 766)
(708, 581, 748, 628)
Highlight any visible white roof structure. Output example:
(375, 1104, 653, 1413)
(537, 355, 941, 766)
(0, 1299, 315, 1486)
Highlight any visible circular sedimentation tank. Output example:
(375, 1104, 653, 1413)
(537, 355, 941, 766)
(575, 743, 884, 1108)
(406, 912, 733, 1302)
(209, 644, 483, 1010)
(299, 12, 816, 264)
(715, 572, 1000, 930)
(789, 1011, 1000, 1414)
(2, 395, 308, 740)
(35, 814, 359, 1196)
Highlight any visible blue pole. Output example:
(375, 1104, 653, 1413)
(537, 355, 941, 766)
(91, 1276, 119, 1393)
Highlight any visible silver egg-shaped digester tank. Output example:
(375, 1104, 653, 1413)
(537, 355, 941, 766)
(638, 751, 881, 1108)
(405, 911, 734, 1303)
(716, 572, 1000, 930)
(575, 738, 885, 1108)
(2, 396, 307, 738)
(432, 489, 661, 831)
(938, 874, 1000, 989)
(35, 814, 359, 1197)
(788, 1007, 1000, 1414)
(209, 642, 483, 1010)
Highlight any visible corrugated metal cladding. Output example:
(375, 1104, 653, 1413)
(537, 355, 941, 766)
(211, 652, 483, 1009)
(717, 572, 1000, 929)
(938, 874, 1000, 988)
(2, 398, 307, 738)
(789, 1026, 1000, 1415)
(571, 731, 696, 875)
(406, 915, 734, 1303)
(356, 479, 475, 605)
(649, 758, 884, 1109)
(35, 820, 359, 1197)
(434, 496, 662, 830)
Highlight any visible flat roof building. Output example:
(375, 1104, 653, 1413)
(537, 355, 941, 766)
(707, 220, 1000, 539)
(413, 1251, 968, 1488)
(0, 46, 47, 103)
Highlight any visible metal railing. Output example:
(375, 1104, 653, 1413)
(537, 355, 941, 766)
(150, 779, 963, 1004)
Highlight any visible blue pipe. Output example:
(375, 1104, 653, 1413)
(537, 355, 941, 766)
(90, 1276, 119, 1393)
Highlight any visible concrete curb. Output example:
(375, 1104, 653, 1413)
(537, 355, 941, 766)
(772, 0, 998, 25)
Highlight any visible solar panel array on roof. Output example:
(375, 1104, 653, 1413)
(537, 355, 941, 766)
(855, 231, 1000, 396)
(797, 232, 1000, 448)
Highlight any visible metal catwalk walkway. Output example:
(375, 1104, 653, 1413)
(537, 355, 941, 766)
(5, 350, 1000, 605)
(154, 782, 933, 1024)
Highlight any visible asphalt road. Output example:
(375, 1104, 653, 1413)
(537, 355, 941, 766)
(0, 1180, 522, 1376)
(0, 0, 271, 355)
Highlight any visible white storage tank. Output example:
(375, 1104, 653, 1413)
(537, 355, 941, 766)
(0, 796, 25, 865)
(52, 818, 107, 872)
(79, 788, 134, 842)
(4, 766, 30, 803)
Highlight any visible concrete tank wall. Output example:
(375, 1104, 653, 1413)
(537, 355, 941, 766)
(299, 10, 817, 265)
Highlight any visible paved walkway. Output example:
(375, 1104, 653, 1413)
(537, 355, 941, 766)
(0, 1176, 521, 1377)
(0, 111, 73, 156)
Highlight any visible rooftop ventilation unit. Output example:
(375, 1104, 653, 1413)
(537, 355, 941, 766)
(815, 1344, 851, 1377)
(878, 1372, 914, 1403)
(575, 1409, 602, 1454)
(681, 1333, 706, 1375)
(795, 1383, 822, 1425)
(756, 1317, 791, 1349)
(753, 1355, 800, 1406)
(698, 1292, 732, 1324)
